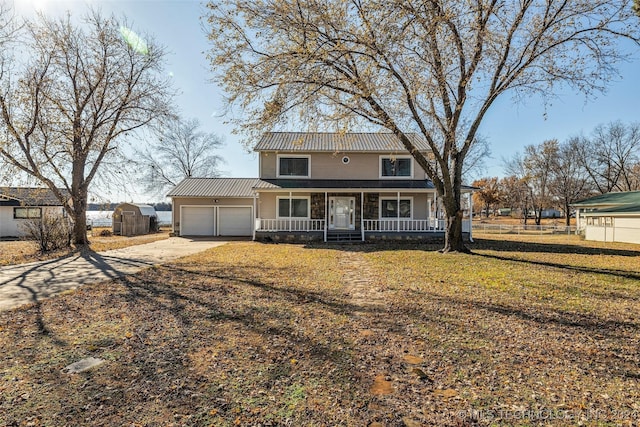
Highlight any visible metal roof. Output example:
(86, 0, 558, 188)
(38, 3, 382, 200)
(167, 178, 261, 198)
(253, 179, 437, 191)
(572, 191, 640, 207)
(168, 178, 477, 197)
(254, 132, 431, 152)
(582, 203, 640, 216)
(113, 203, 157, 217)
(0, 187, 69, 206)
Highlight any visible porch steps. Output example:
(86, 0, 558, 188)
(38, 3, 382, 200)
(326, 231, 362, 243)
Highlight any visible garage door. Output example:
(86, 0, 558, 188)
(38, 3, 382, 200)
(218, 207, 252, 236)
(181, 206, 215, 236)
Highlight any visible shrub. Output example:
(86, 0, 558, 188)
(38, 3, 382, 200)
(99, 229, 113, 237)
(19, 210, 72, 252)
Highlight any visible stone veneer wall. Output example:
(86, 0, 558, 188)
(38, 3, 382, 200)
(363, 193, 378, 220)
(311, 193, 325, 219)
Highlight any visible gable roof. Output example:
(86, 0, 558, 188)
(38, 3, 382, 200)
(572, 191, 640, 207)
(582, 203, 640, 216)
(167, 178, 261, 198)
(114, 203, 157, 217)
(0, 187, 68, 206)
(254, 132, 430, 152)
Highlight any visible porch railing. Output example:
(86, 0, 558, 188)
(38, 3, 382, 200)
(256, 218, 325, 232)
(363, 219, 447, 232)
(256, 218, 472, 233)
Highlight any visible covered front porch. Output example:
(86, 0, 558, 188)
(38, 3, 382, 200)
(251, 180, 473, 243)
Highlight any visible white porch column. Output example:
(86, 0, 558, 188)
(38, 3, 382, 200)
(361, 191, 365, 241)
(252, 193, 257, 240)
(288, 191, 292, 232)
(433, 193, 438, 229)
(468, 192, 474, 242)
(324, 191, 328, 242)
(427, 196, 432, 231)
(397, 191, 400, 231)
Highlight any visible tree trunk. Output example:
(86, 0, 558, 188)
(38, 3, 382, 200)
(71, 158, 89, 246)
(72, 195, 89, 245)
(535, 207, 542, 226)
(441, 195, 470, 253)
(565, 201, 571, 227)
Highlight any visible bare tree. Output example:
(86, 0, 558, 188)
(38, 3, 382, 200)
(499, 175, 531, 224)
(0, 10, 173, 245)
(575, 122, 640, 194)
(523, 140, 560, 225)
(136, 117, 224, 198)
(206, 0, 639, 252)
(550, 138, 594, 226)
(0, 4, 18, 185)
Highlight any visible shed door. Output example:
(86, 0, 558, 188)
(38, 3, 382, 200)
(181, 206, 215, 236)
(218, 207, 252, 236)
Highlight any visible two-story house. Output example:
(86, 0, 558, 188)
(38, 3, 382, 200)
(167, 132, 475, 242)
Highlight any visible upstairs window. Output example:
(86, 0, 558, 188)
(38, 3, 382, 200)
(277, 155, 310, 178)
(14, 207, 42, 219)
(380, 156, 412, 178)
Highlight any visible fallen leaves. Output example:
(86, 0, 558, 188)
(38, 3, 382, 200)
(1, 237, 639, 425)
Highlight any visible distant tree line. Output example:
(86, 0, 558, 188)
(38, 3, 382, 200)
(473, 121, 640, 226)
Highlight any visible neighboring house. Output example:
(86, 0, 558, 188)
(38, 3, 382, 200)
(572, 191, 640, 244)
(168, 133, 475, 243)
(0, 187, 68, 238)
(540, 208, 562, 219)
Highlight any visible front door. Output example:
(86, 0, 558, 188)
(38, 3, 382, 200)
(329, 197, 355, 230)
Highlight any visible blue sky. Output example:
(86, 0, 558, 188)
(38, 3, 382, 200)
(13, 0, 640, 188)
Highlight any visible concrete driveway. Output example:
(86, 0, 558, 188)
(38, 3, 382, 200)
(0, 237, 227, 312)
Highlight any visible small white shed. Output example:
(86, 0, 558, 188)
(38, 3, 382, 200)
(112, 203, 158, 236)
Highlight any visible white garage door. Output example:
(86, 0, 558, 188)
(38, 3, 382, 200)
(218, 207, 252, 236)
(181, 206, 215, 236)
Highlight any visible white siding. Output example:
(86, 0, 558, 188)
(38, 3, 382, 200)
(0, 206, 65, 238)
(612, 217, 640, 244)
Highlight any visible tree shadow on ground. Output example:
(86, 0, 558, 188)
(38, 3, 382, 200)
(471, 237, 640, 257)
(473, 250, 640, 281)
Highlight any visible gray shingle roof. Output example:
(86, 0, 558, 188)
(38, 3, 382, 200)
(0, 187, 68, 206)
(254, 132, 430, 152)
(167, 178, 261, 198)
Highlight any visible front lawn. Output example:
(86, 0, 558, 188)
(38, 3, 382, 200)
(1, 235, 639, 426)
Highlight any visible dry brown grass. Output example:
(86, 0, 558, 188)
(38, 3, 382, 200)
(1, 235, 639, 426)
(0, 228, 170, 266)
